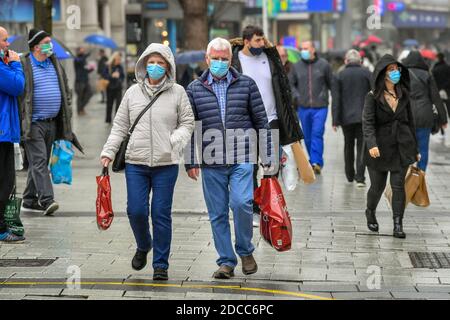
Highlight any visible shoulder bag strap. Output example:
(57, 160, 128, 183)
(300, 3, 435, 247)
(127, 90, 164, 136)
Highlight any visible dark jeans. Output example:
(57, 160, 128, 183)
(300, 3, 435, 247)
(416, 128, 431, 172)
(23, 121, 56, 207)
(106, 88, 122, 123)
(125, 164, 179, 270)
(342, 123, 365, 183)
(0, 142, 15, 234)
(367, 167, 408, 219)
(75, 82, 93, 113)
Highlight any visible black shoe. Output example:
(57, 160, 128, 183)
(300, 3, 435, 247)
(153, 268, 168, 281)
(21, 201, 45, 213)
(42, 201, 59, 216)
(393, 217, 406, 238)
(365, 209, 379, 232)
(132, 250, 148, 271)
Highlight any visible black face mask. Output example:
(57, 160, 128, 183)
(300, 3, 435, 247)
(249, 46, 264, 56)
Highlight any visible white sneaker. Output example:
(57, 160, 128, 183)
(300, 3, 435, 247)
(356, 182, 366, 188)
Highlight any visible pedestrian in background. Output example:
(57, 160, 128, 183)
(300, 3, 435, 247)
(19, 28, 83, 216)
(403, 51, 448, 171)
(362, 54, 420, 239)
(101, 43, 194, 281)
(332, 49, 372, 187)
(74, 46, 94, 116)
(290, 40, 334, 175)
(186, 38, 273, 280)
(102, 52, 125, 124)
(97, 49, 108, 103)
(0, 26, 26, 243)
(432, 53, 450, 124)
(230, 26, 303, 224)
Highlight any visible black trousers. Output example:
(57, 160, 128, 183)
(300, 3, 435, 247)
(106, 88, 122, 123)
(75, 82, 93, 113)
(0, 142, 15, 233)
(342, 123, 365, 183)
(367, 166, 408, 219)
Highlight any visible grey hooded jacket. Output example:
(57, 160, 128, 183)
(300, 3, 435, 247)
(101, 43, 195, 167)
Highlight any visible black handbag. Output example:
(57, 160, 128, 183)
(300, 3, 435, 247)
(112, 91, 163, 172)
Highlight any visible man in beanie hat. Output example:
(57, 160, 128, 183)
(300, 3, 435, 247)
(18, 28, 83, 216)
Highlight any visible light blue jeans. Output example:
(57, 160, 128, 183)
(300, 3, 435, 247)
(202, 164, 255, 268)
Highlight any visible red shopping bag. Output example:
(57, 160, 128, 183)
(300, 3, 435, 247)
(96, 167, 114, 230)
(254, 177, 293, 252)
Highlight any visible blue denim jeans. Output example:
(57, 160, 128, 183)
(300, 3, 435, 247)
(297, 106, 328, 167)
(202, 164, 255, 268)
(416, 128, 432, 171)
(125, 164, 179, 270)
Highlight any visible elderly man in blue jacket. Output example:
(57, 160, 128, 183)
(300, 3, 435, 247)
(186, 37, 274, 280)
(0, 26, 26, 243)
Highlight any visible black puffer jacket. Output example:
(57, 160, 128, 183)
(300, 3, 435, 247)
(362, 54, 418, 171)
(230, 38, 303, 146)
(402, 51, 447, 128)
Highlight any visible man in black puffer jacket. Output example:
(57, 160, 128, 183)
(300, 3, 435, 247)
(403, 51, 448, 171)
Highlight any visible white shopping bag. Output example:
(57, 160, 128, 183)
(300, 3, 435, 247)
(14, 143, 23, 171)
(280, 144, 298, 191)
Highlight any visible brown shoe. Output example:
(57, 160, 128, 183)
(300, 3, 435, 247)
(241, 255, 258, 275)
(312, 164, 321, 175)
(213, 265, 235, 279)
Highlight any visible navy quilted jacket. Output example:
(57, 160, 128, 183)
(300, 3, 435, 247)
(185, 67, 273, 169)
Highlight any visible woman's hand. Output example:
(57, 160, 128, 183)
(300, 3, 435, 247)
(187, 168, 200, 181)
(101, 157, 112, 168)
(369, 147, 380, 158)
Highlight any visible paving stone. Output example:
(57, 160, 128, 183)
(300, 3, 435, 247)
(391, 291, 450, 299)
(332, 291, 393, 300)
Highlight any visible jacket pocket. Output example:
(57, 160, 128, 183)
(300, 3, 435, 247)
(0, 112, 10, 139)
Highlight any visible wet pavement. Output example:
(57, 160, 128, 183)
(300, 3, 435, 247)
(1, 97, 450, 300)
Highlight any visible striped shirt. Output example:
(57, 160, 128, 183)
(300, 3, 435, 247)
(207, 71, 233, 126)
(30, 54, 62, 122)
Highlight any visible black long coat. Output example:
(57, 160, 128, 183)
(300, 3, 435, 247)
(362, 54, 418, 171)
(230, 38, 304, 146)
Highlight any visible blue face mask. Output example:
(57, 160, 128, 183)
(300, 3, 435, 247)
(388, 70, 401, 84)
(147, 64, 166, 80)
(210, 59, 229, 78)
(301, 50, 311, 61)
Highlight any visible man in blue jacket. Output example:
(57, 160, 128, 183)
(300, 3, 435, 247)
(0, 26, 26, 243)
(186, 38, 273, 280)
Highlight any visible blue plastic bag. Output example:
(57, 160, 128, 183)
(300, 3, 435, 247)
(50, 140, 74, 185)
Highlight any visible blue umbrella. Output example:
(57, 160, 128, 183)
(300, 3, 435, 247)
(7, 35, 73, 60)
(175, 51, 205, 64)
(403, 39, 419, 47)
(84, 34, 118, 49)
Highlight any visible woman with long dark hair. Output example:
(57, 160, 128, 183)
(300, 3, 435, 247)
(362, 54, 420, 238)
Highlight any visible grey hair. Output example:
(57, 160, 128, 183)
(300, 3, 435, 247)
(206, 38, 232, 57)
(345, 49, 361, 64)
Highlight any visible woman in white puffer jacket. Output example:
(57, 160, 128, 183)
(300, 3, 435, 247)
(100, 43, 195, 281)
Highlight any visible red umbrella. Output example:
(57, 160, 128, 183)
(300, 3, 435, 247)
(420, 49, 437, 61)
(366, 35, 383, 44)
